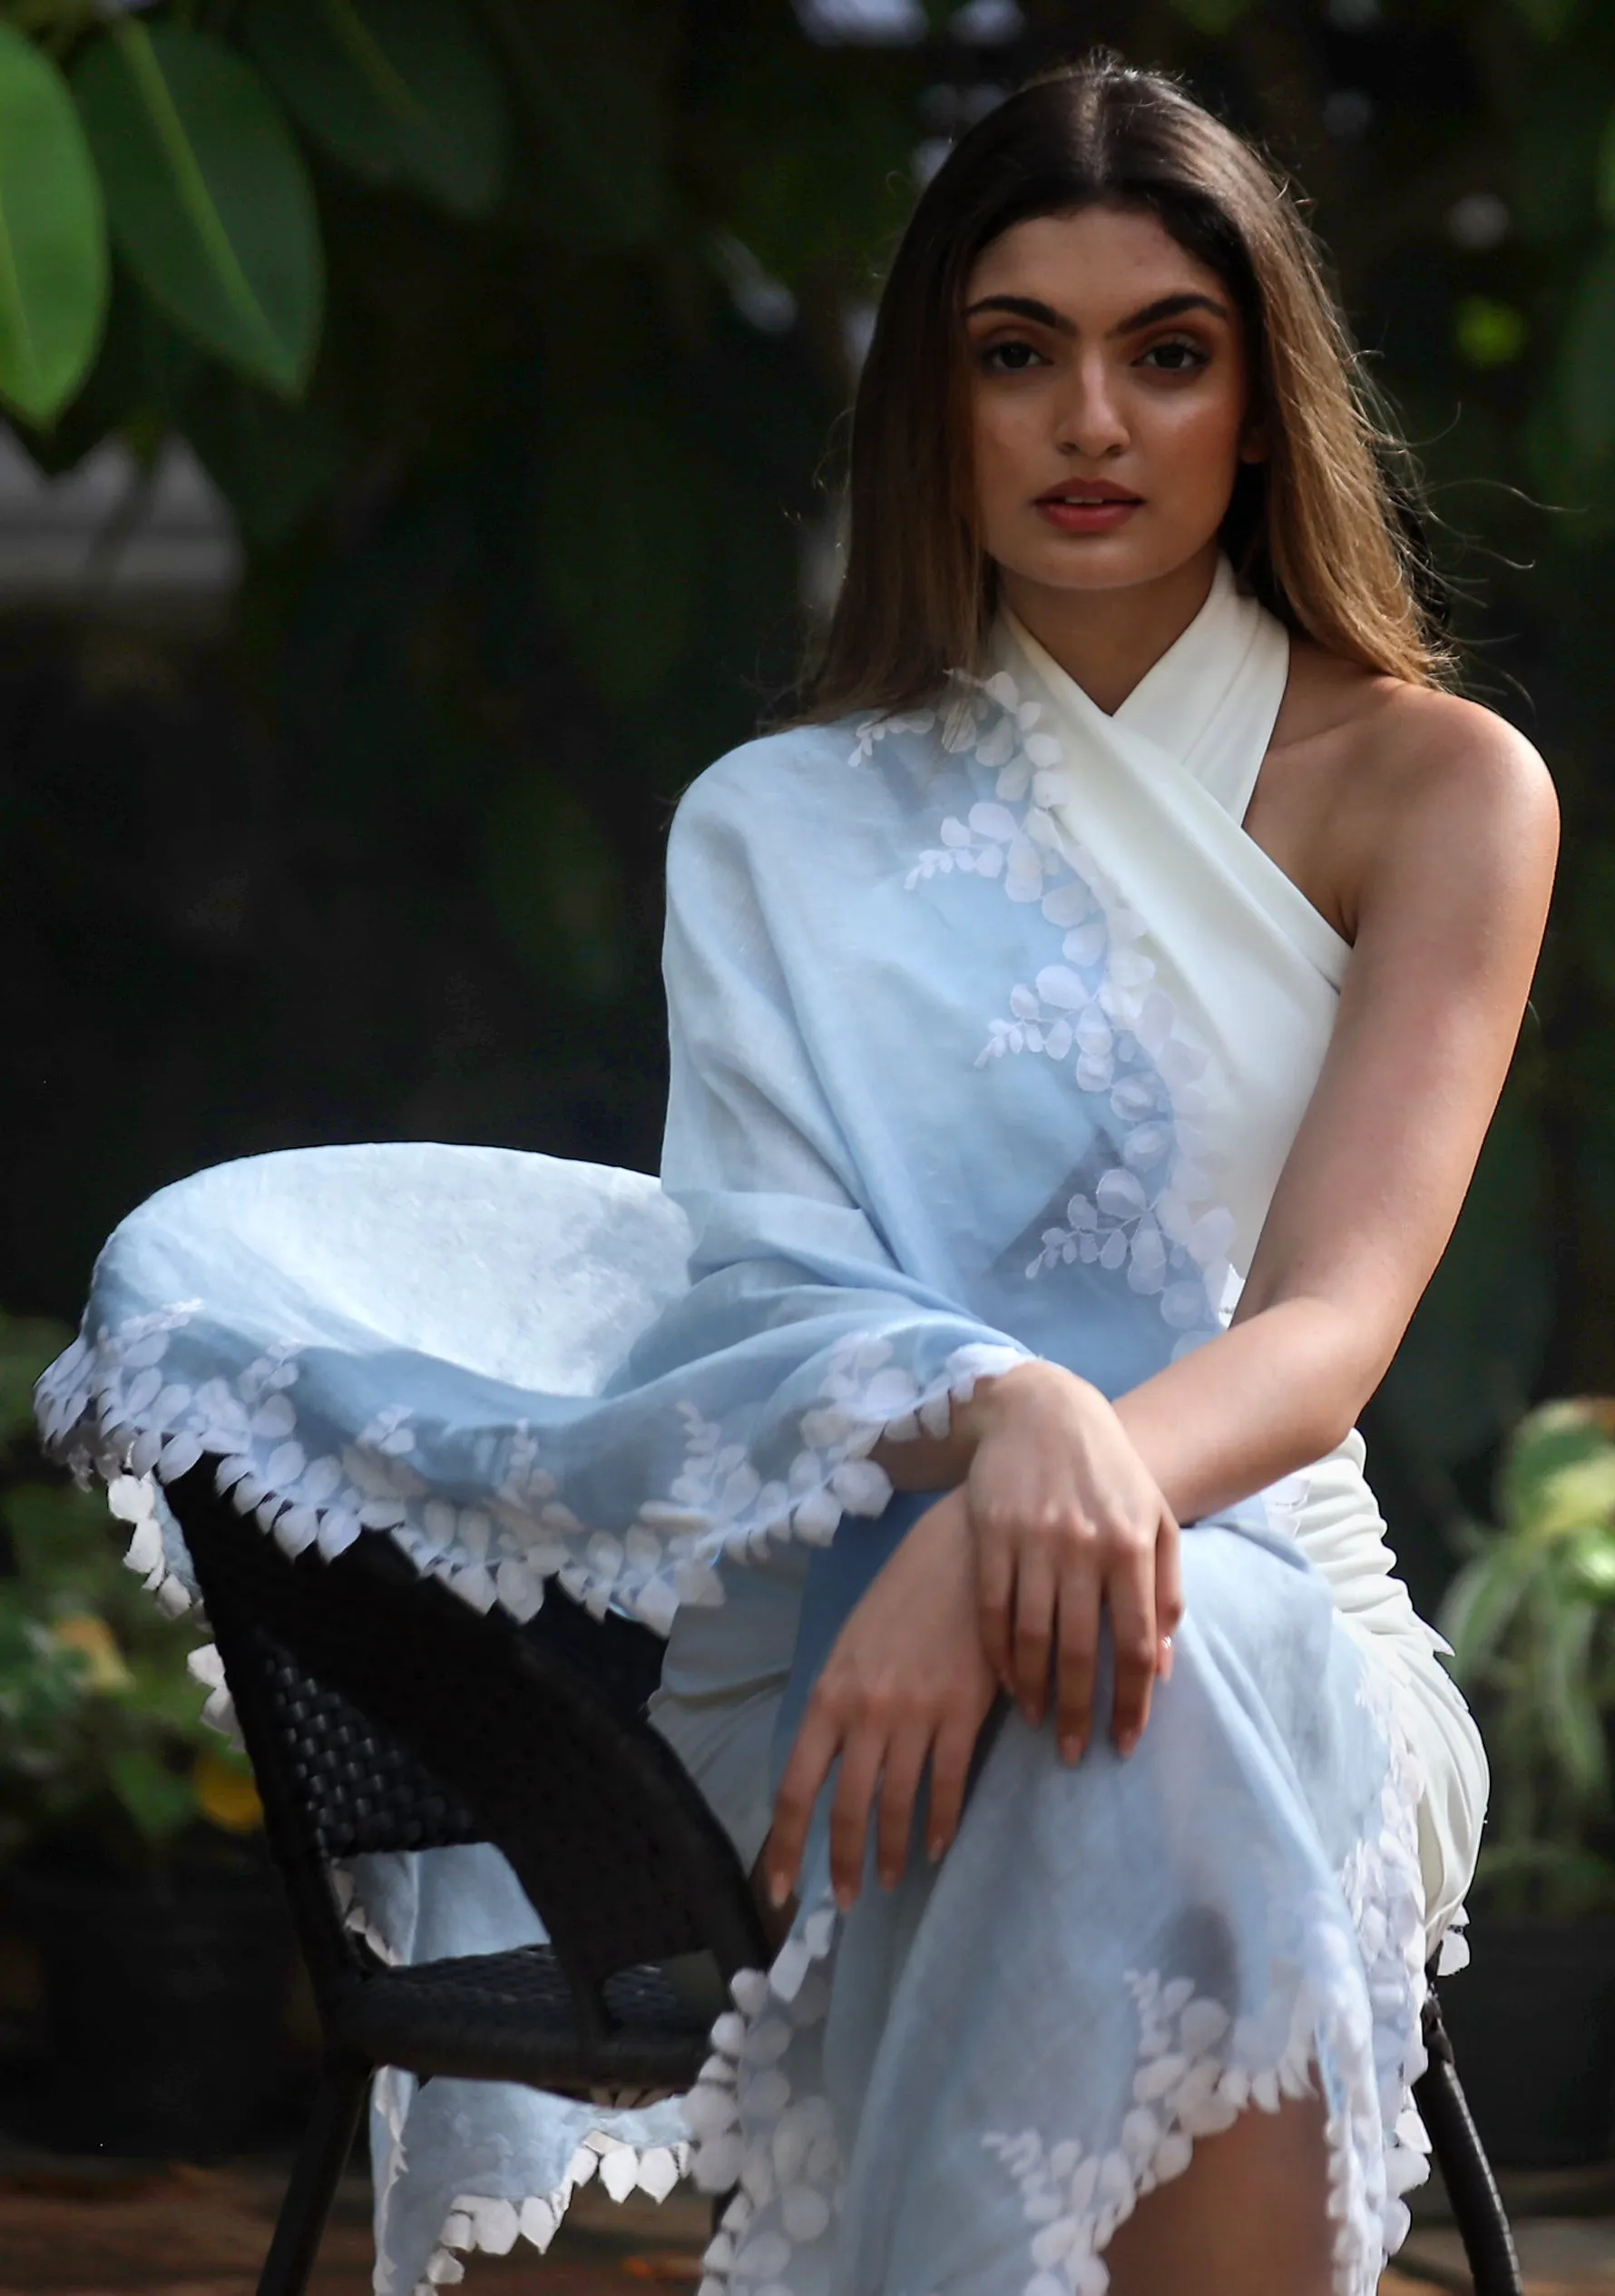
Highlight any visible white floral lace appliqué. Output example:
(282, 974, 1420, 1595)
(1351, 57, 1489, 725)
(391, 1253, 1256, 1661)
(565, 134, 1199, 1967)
(858, 672, 1237, 1339)
(37, 1306, 1022, 1637)
(978, 1660, 1431, 2296)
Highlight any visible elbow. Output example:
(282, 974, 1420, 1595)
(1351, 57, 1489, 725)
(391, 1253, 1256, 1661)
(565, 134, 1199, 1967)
(1302, 1340, 1395, 1466)
(1301, 1393, 1362, 1466)
(1277, 1302, 1385, 1465)
(1231, 1285, 1398, 1467)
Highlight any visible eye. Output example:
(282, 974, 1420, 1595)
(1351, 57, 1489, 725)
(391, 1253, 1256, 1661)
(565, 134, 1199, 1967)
(977, 337, 1047, 375)
(1138, 336, 1210, 374)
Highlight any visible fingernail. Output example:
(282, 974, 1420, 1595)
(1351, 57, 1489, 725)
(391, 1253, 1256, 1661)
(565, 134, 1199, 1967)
(1060, 1733, 1085, 1765)
(1160, 1635, 1175, 1682)
(834, 1883, 855, 1913)
(1117, 1729, 1140, 1758)
(768, 1872, 788, 1908)
(926, 1836, 944, 1863)
(879, 1867, 896, 1890)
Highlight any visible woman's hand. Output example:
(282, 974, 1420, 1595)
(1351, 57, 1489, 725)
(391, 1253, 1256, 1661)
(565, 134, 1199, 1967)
(964, 1360, 1179, 1762)
(765, 1487, 998, 1915)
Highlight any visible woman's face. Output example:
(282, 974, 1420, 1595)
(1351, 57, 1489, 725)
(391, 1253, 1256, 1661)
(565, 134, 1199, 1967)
(964, 203, 1260, 608)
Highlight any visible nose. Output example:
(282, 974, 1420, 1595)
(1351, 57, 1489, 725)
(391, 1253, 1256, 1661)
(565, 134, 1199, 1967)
(1054, 353, 1130, 460)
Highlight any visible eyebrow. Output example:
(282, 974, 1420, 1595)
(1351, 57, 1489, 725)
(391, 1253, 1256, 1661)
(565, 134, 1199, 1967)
(964, 290, 1232, 337)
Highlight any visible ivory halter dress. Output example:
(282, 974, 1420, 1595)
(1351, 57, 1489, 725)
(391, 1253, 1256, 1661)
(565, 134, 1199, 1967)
(37, 558, 1486, 2296)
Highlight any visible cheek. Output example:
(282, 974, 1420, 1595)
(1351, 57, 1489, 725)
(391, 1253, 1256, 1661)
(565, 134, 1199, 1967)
(970, 395, 1038, 525)
(1149, 388, 1248, 498)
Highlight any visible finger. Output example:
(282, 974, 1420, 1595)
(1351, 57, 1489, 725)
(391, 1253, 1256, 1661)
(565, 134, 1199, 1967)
(1106, 1533, 1159, 1756)
(927, 1707, 982, 1864)
(1011, 1546, 1058, 1724)
(975, 1520, 1015, 1686)
(1155, 1506, 1184, 1643)
(827, 1724, 886, 1911)
(1053, 1550, 1101, 1761)
(876, 1726, 930, 1889)
(767, 1705, 841, 1908)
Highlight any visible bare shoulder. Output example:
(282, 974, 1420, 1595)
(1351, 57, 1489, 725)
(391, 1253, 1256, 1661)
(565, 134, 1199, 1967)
(1288, 643, 1551, 816)
(1356, 692, 1558, 952)
(1268, 643, 1558, 939)
(1378, 680, 1551, 821)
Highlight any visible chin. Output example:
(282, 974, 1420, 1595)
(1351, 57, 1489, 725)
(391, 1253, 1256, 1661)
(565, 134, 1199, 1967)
(999, 528, 1220, 598)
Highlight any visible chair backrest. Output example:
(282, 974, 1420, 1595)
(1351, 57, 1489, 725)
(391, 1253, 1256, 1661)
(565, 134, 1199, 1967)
(171, 1467, 767, 2036)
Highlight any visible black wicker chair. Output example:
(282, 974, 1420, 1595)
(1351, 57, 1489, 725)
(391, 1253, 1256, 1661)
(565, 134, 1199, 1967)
(168, 1465, 1522, 2296)
(168, 1465, 768, 2296)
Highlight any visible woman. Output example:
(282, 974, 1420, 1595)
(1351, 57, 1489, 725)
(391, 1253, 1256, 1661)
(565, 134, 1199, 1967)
(39, 56, 1554, 2296)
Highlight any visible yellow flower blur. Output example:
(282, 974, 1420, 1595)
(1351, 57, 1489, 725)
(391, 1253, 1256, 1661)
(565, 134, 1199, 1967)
(192, 1748, 264, 1834)
(50, 1612, 132, 1692)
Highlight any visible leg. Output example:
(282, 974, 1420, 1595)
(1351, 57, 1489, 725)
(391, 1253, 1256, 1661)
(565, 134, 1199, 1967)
(1105, 2093, 1334, 2296)
(258, 2053, 371, 2296)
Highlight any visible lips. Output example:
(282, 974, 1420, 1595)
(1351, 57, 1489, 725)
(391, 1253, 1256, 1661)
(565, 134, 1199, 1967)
(1034, 479, 1142, 506)
(1033, 482, 1142, 535)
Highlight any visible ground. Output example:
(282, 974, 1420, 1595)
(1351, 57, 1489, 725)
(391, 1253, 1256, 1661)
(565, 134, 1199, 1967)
(3, 2146, 1615, 2295)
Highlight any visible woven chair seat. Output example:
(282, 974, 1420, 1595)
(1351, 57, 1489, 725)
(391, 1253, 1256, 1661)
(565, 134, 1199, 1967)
(159, 1467, 1522, 2296)
(332, 1939, 718, 2095)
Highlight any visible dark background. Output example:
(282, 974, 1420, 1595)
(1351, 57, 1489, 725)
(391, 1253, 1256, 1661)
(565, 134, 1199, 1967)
(7, 0, 1615, 1613)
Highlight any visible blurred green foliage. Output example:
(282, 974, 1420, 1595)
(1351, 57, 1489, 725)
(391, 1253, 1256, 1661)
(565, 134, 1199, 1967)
(3, 0, 1615, 1611)
(0, 1313, 261, 1873)
(1442, 1398, 1615, 1918)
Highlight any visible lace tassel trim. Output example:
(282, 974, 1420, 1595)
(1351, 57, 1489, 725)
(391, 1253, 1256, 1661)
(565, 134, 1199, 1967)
(680, 1662, 1435, 2296)
(367, 2064, 688, 2294)
(34, 1311, 1026, 1638)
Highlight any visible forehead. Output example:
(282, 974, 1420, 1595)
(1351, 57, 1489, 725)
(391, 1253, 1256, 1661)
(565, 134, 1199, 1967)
(964, 205, 1229, 322)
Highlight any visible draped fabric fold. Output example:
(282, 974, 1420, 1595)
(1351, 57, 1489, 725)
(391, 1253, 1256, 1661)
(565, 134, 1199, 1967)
(36, 558, 1485, 2296)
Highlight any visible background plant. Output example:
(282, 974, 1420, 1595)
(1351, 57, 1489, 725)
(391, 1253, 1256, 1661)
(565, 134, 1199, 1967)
(1442, 1398, 1615, 1920)
(0, 1312, 260, 1874)
(3, 0, 1615, 1607)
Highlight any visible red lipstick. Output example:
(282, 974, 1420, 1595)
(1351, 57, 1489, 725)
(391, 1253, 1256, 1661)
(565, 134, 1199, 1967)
(1033, 476, 1142, 534)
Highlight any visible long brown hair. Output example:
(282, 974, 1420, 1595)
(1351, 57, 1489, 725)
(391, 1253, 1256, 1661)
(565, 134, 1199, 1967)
(804, 56, 1450, 721)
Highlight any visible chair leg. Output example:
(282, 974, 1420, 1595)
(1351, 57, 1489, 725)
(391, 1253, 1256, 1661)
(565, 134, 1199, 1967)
(1413, 1987, 1524, 2296)
(258, 2054, 372, 2296)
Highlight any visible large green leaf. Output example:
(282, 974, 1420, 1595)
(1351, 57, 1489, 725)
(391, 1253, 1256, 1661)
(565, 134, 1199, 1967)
(1598, 102, 1615, 228)
(1502, 1398, 1615, 1538)
(73, 23, 322, 397)
(0, 25, 107, 426)
(1571, 841, 1615, 998)
(1573, 1020, 1615, 1231)
(1558, 236, 1615, 470)
(0, 1310, 72, 1449)
(106, 1744, 196, 1844)
(481, 0, 670, 246)
(1169, 0, 1253, 30)
(1473, 1840, 1615, 1921)
(483, 772, 628, 1002)
(177, 365, 348, 545)
(699, 54, 917, 289)
(1506, 0, 1584, 36)
(536, 402, 706, 704)
(244, 0, 509, 221)
(1537, 1591, 1609, 1800)
(1439, 1539, 1544, 1681)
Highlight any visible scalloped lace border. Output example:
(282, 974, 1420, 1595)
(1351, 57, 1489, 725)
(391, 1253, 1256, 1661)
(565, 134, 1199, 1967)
(368, 2061, 689, 2294)
(36, 1310, 1025, 1636)
(680, 1657, 1433, 2296)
